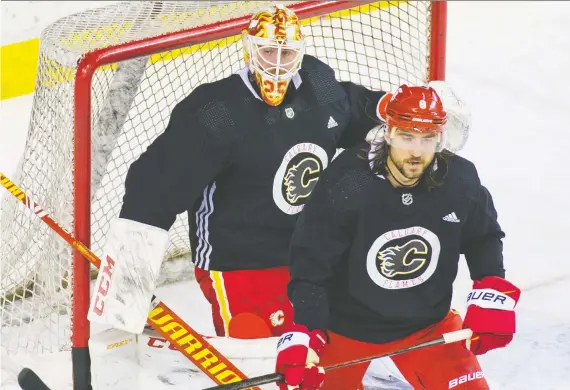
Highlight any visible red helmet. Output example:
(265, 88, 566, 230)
(384, 84, 447, 133)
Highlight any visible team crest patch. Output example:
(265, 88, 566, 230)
(366, 226, 441, 289)
(269, 310, 285, 327)
(273, 143, 328, 215)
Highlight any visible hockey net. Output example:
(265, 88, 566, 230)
(1, 0, 446, 356)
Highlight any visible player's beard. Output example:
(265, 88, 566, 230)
(389, 154, 430, 181)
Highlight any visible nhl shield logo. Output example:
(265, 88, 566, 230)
(402, 193, 413, 206)
(285, 107, 295, 119)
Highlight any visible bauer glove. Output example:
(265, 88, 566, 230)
(463, 276, 521, 355)
(275, 324, 327, 390)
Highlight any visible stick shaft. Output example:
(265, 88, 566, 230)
(203, 329, 473, 390)
(1, 172, 257, 388)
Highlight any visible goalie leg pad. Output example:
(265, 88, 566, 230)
(88, 218, 169, 334)
(89, 328, 139, 390)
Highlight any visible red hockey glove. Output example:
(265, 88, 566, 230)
(275, 324, 327, 390)
(463, 276, 521, 355)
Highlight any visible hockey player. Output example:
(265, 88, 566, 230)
(86, 5, 391, 339)
(275, 85, 521, 389)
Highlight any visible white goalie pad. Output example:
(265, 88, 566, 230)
(89, 327, 414, 389)
(138, 328, 278, 380)
(90, 327, 279, 389)
(89, 328, 139, 390)
(364, 357, 413, 390)
(87, 218, 169, 334)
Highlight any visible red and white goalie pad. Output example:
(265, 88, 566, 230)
(89, 327, 279, 389)
(87, 218, 169, 334)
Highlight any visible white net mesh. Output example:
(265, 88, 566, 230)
(1, 0, 438, 354)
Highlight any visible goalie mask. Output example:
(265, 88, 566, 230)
(243, 5, 305, 106)
(384, 84, 448, 153)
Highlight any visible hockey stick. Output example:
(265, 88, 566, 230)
(0, 173, 258, 388)
(18, 368, 51, 390)
(203, 328, 473, 390)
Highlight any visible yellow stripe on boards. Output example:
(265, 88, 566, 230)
(0, 1, 398, 100)
(1, 38, 40, 100)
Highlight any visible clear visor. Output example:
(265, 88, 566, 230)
(386, 127, 444, 153)
(248, 36, 305, 81)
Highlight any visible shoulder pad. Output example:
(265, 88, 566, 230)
(445, 154, 481, 199)
(326, 146, 374, 190)
(186, 75, 250, 110)
(198, 76, 256, 117)
(172, 75, 251, 144)
(300, 55, 346, 106)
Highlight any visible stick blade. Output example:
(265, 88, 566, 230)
(18, 368, 51, 390)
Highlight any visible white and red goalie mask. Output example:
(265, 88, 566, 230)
(243, 5, 305, 106)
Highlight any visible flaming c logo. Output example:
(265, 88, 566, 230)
(366, 227, 441, 290)
(377, 239, 429, 278)
(273, 143, 328, 215)
(284, 157, 321, 204)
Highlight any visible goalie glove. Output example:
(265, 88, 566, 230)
(275, 324, 327, 390)
(88, 218, 169, 334)
(463, 276, 521, 355)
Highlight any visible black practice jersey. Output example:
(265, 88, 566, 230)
(288, 143, 506, 344)
(119, 55, 385, 271)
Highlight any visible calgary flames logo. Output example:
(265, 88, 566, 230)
(273, 143, 328, 215)
(283, 157, 321, 204)
(269, 310, 285, 327)
(366, 227, 441, 290)
(377, 239, 429, 278)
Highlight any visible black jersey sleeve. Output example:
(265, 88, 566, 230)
(461, 184, 506, 280)
(119, 92, 236, 230)
(288, 155, 355, 333)
(337, 82, 386, 149)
